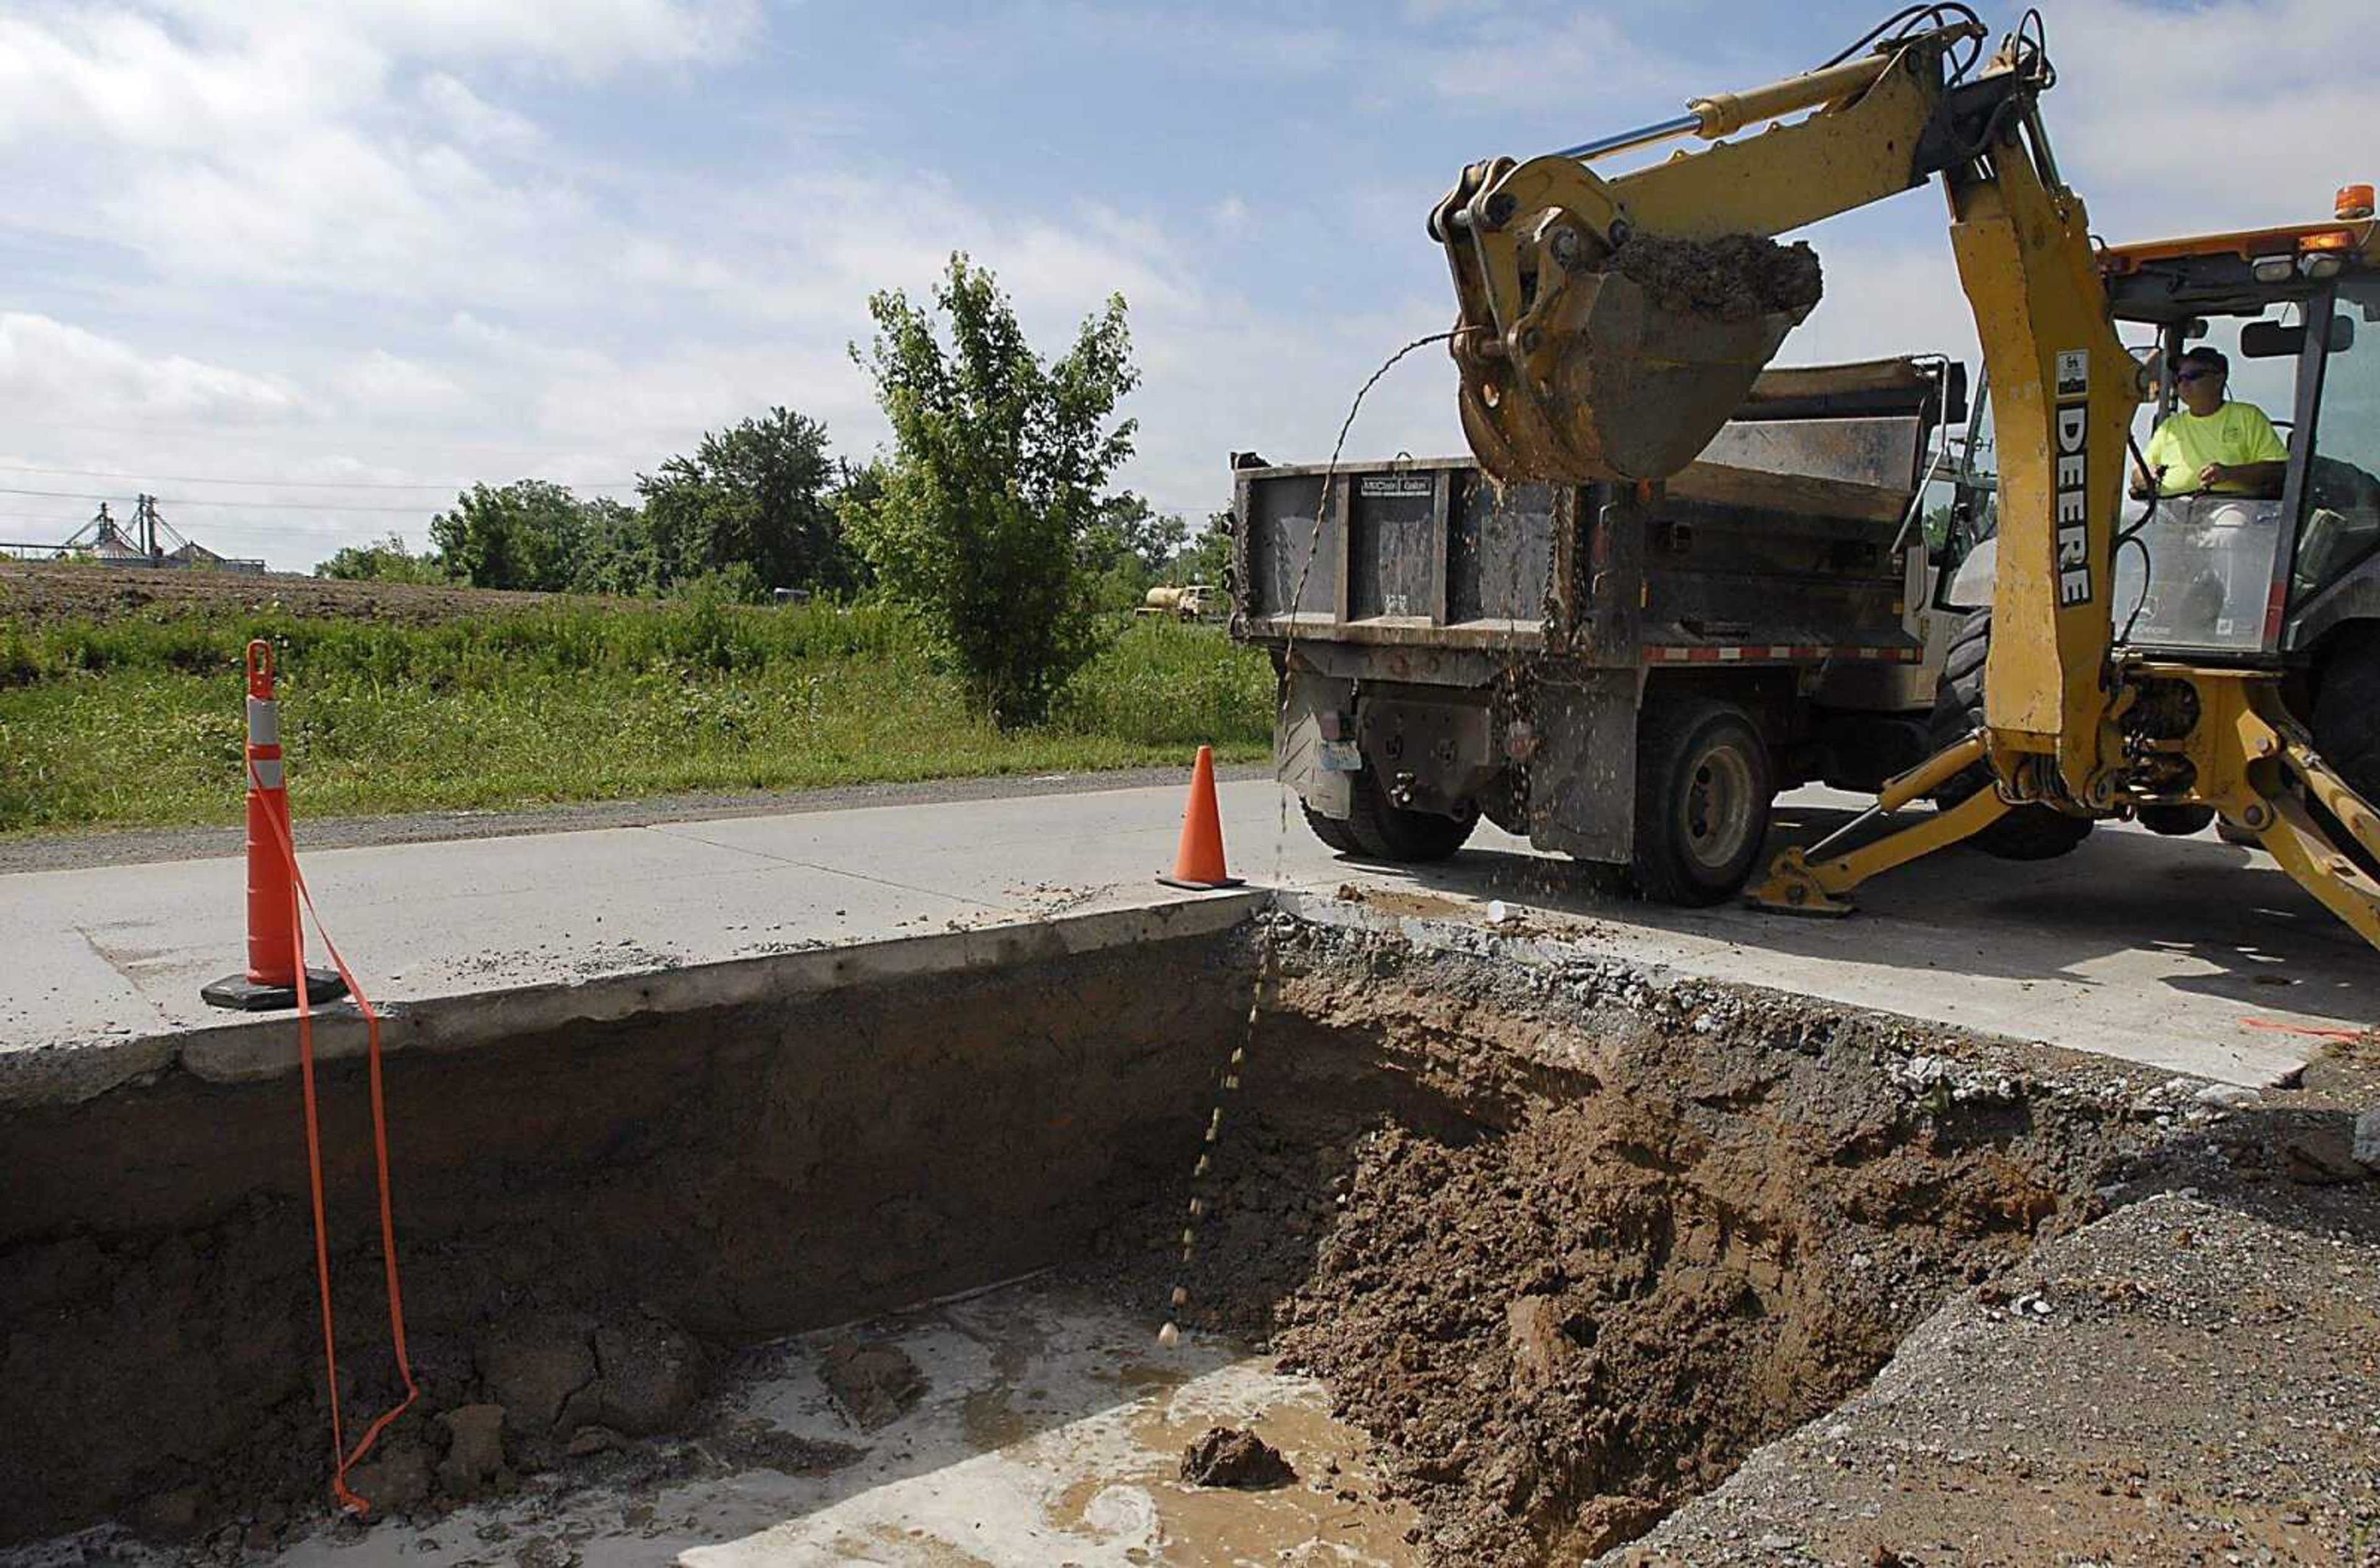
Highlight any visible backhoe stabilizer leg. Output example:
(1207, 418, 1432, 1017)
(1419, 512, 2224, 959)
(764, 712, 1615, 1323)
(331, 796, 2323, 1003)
(2235, 713, 2380, 951)
(1747, 735, 2011, 917)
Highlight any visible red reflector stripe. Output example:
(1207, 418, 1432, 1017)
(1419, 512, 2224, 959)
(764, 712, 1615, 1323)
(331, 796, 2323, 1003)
(1643, 644, 1917, 665)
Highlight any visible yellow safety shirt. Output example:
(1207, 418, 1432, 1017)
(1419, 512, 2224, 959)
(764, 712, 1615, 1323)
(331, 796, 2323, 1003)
(2143, 401, 2288, 495)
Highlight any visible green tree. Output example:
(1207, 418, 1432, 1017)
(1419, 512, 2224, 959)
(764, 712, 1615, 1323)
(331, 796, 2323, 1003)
(1080, 493, 1187, 614)
(571, 496, 660, 596)
(429, 480, 589, 591)
(1085, 492, 1188, 576)
(312, 533, 449, 584)
(845, 253, 1137, 726)
(639, 408, 852, 594)
(1166, 509, 1235, 589)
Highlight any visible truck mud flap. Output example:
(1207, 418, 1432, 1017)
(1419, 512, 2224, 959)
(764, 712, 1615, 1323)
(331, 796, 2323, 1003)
(1276, 668, 1354, 819)
(1526, 670, 1642, 864)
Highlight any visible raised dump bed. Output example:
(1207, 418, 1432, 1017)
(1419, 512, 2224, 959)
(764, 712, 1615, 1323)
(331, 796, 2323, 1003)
(1, 902, 2371, 1564)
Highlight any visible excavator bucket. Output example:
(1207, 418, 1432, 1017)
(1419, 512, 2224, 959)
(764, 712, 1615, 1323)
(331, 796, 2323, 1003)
(1541, 272, 1800, 482)
(1445, 220, 1822, 488)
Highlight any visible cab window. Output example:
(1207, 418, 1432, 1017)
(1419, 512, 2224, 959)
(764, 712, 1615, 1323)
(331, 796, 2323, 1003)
(2294, 279, 2380, 602)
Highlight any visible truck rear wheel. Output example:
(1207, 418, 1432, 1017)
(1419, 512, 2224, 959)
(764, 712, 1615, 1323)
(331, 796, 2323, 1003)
(1632, 697, 1773, 906)
(1929, 608, 2095, 861)
(1344, 772, 1477, 863)
(1300, 800, 1367, 857)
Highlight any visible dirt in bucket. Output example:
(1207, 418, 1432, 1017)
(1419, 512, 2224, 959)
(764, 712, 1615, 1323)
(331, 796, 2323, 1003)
(1606, 232, 1823, 322)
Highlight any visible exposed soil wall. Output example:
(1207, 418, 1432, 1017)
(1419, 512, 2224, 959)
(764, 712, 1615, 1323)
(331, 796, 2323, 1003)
(0, 929, 1248, 1546)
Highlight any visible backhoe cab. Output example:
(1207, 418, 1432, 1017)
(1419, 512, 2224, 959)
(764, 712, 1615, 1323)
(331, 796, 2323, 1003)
(1432, 7, 2380, 953)
(1944, 208, 2380, 670)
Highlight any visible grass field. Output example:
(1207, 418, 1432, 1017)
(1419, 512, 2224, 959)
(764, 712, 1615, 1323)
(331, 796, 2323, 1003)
(0, 581, 1274, 834)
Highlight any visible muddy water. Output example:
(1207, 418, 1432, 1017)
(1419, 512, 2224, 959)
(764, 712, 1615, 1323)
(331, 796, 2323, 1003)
(237, 1279, 1419, 1568)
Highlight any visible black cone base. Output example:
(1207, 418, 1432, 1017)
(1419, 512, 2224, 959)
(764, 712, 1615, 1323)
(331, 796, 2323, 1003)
(201, 966, 348, 1013)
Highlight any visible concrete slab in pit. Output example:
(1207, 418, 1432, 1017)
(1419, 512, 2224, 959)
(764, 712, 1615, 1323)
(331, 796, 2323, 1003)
(1, 777, 2368, 1101)
(247, 1277, 1417, 1568)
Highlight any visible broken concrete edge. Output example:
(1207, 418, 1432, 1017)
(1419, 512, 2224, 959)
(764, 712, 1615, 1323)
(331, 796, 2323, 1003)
(1272, 888, 2319, 1104)
(1272, 886, 1685, 985)
(0, 878, 2308, 1112)
(1284, 889, 2322, 1093)
(0, 890, 1270, 1109)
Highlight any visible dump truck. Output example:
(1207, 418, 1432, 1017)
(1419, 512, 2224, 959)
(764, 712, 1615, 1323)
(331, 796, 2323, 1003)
(1232, 355, 1967, 904)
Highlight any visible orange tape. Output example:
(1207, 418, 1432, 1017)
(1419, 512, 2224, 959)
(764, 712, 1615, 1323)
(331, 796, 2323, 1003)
(2238, 1015, 2369, 1042)
(253, 760, 417, 1516)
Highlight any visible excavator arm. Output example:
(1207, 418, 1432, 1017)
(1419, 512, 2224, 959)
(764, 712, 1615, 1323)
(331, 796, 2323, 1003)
(1433, 19, 2006, 485)
(1434, 11, 2380, 954)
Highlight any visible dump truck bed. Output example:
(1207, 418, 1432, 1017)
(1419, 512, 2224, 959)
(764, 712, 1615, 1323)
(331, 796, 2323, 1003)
(1232, 357, 1959, 671)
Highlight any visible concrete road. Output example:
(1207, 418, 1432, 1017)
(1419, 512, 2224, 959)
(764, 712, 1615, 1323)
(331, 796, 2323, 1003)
(2, 775, 2369, 1096)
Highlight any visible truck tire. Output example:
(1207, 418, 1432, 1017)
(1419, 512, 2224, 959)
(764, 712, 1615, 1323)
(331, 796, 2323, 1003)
(1631, 697, 1773, 906)
(1344, 771, 1477, 863)
(1929, 607, 2095, 861)
(1300, 800, 1367, 857)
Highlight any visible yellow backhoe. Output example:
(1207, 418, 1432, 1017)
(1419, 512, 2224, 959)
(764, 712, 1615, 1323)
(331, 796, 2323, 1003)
(1430, 6, 2380, 952)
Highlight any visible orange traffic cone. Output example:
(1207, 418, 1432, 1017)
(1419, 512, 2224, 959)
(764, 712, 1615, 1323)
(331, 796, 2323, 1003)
(1158, 745, 1242, 891)
(203, 640, 348, 1011)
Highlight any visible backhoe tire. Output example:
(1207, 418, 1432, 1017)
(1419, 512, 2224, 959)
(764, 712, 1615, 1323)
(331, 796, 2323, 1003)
(1300, 800, 1367, 857)
(1343, 771, 1477, 863)
(1631, 697, 1774, 907)
(2309, 626, 2380, 876)
(2136, 804, 2216, 837)
(2313, 627, 2380, 801)
(1929, 607, 2096, 861)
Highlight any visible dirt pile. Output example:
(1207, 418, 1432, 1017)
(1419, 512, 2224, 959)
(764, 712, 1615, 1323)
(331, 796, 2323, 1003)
(1180, 1426, 1297, 1489)
(0, 560, 566, 628)
(1608, 233, 1822, 323)
(1096, 918, 2164, 1563)
(1273, 1099, 2060, 1562)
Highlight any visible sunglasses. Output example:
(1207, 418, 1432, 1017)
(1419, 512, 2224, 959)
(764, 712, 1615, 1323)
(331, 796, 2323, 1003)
(2174, 368, 2222, 383)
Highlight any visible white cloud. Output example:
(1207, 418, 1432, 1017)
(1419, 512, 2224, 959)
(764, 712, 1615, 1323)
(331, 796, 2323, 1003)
(1418, 12, 1701, 112)
(0, 11, 378, 151)
(0, 312, 306, 424)
(334, 350, 477, 418)
(2040, 0, 2378, 239)
(153, 0, 759, 78)
(1783, 240, 1976, 371)
(416, 72, 544, 154)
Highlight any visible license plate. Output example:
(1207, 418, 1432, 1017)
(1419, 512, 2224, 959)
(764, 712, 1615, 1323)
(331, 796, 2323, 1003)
(1318, 740, 1364, 773)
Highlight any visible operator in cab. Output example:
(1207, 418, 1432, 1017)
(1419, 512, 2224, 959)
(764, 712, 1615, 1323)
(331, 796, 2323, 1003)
(2132, 346, 2288, 498)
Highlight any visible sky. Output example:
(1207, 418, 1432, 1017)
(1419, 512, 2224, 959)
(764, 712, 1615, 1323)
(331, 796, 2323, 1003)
(0, 0, 2373, 570)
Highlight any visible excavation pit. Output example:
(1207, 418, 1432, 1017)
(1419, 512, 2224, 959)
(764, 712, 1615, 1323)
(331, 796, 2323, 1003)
(0, 904, 2198, 1563)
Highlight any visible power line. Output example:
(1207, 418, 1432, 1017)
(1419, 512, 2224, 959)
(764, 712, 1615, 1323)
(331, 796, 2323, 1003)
(0, 461, 639, 490)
